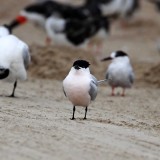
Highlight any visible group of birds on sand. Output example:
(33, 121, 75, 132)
(0, 21, 134, 119)
(0, 0, 159, 119)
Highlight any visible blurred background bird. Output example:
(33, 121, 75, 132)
(45, 15, 110, 52)
(101, 50, 134, 96)
(6, 0, 108, 53)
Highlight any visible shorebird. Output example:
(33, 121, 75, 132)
(101, 50, 134, 96)
(0, 26, 31, 97)
(19, 0, 88, 29)
(63, 60, 98, 120)
(45, 16, 110, 50)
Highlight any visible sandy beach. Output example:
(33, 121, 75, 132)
(0, 0, 160, 160)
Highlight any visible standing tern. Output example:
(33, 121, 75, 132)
(63, 60, 98, 120)
(101, 50, 134, 96)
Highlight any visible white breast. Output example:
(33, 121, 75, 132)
(63, 70, 91, 107)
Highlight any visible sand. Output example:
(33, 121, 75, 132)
(0, 0, 160, 160)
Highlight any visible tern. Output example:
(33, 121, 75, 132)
(63, 60, 98, 120)
(101, 50, 134, 96)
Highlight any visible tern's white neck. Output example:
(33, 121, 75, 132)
(69, 67, 91, 76)
(112, 56, 130, 64)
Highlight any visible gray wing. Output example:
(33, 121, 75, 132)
(89, 75, 98, 101)
(91, 75, 98, 86)
(105, 71, 109, 80)
(23, 45, 31, 69)
(129, 72, 134, 84)
(105, 69, 113, 82)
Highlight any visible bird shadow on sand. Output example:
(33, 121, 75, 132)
(0, 94, 18, 98)
(0, 94, 29, 99)
(87, 118, 112, 124)
(68, 117, 112, 125)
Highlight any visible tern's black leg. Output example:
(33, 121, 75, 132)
(70, 106, 76, 120)
(84, 106, 88, 120)
(9, 81, 17, 97)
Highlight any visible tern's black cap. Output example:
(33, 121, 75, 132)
(73, 60, 90, 69)
(115, 50, 128, 57)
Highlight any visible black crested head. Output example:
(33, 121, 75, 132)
(115, 50, 128, 57)
(0, 68, 9, 79)
(73, 60, 90, 70)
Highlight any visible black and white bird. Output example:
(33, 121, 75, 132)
(45, 16, 110, 49)
(19, 0, 89, 29)
(96, 0, 140, 19)
(101, 50, 134, 96)
(0, 26, 31, 97)
(63, 60, 98, 120)
(12, 0, 113, 48)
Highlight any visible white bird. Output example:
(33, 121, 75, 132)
(0, 26, 31, 97)
(101, 50, 134, 96)
(63, 60, 98, 120)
